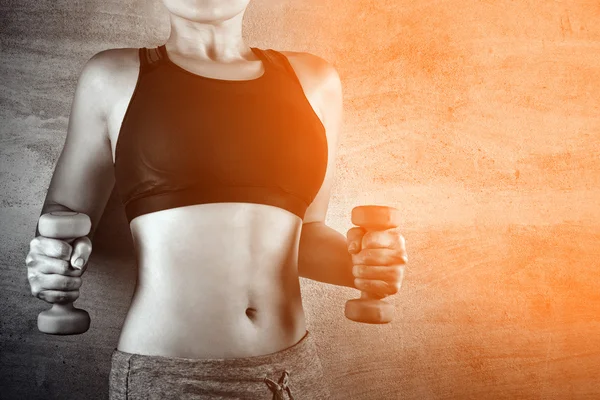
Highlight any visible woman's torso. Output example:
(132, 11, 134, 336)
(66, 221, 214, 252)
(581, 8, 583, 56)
(103, 45, 328, 359)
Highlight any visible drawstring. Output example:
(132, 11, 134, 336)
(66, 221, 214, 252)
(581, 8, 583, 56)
(264, 369, 294, 400)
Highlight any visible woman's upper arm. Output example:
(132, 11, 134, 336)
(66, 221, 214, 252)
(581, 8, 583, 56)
(291, 53, 343, 225)
(43, 50, 120, 234)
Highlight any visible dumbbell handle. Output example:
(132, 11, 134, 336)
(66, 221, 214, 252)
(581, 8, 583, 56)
(357, 226, 388, 301)
(345, 205, 400, 324)
(36, 211, 91, 335)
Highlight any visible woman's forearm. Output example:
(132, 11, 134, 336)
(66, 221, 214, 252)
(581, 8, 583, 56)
(298, 222, 356, 288)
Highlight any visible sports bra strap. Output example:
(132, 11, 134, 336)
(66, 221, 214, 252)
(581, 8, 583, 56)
(139, 47, 163, 72)
(261, 49, 303, 88)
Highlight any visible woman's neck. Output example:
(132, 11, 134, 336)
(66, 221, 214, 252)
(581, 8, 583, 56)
(165, 9, 248, 62)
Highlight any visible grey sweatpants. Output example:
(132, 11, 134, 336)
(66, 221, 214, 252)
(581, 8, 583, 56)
(108, 330, 330, 399)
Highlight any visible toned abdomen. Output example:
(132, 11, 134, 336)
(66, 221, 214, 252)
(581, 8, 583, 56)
(116, 203, 307, 359)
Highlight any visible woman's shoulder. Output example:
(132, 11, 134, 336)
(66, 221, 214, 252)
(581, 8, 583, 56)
(64, 47, 143, 126)
(275, 50, 342, 95)
(276, 50, 335, 73)
(76, 47, 141, 99)
(84, 47, 141, 75)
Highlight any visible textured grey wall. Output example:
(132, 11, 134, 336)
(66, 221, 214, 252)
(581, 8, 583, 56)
(1, 1, 599, 399)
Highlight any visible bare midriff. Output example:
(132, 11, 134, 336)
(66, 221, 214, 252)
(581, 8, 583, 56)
(115, 202, 307, 359)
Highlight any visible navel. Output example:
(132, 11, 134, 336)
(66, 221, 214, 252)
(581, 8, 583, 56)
(245, 307, 258, 320)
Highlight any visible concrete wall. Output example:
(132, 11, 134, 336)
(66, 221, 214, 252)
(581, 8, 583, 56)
(1, 1, 599, 399)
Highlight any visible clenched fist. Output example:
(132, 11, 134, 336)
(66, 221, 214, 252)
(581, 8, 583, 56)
(346, 221, 407, 299)
(25, 235, 92, 304)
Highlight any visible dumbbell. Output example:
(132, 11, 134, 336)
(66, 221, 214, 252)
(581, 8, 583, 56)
(36, 211, 91, 335)
(345, 205, 401, 324)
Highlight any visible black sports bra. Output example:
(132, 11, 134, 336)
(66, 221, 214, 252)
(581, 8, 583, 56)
(113, 45, 328, 223)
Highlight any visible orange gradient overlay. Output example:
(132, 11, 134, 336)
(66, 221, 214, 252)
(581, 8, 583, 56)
(0, 1, 598, 399)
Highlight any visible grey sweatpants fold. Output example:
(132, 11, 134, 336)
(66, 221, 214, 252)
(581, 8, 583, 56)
(108, 330, 331, 399)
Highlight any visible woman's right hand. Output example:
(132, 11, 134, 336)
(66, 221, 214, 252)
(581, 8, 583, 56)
(25, 236, 92, 304)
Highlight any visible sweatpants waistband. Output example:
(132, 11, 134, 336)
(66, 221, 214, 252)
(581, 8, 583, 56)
(109, 330, 331, 399)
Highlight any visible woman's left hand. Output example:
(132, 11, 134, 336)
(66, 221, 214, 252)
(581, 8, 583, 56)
(346, 224, 408, 298)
